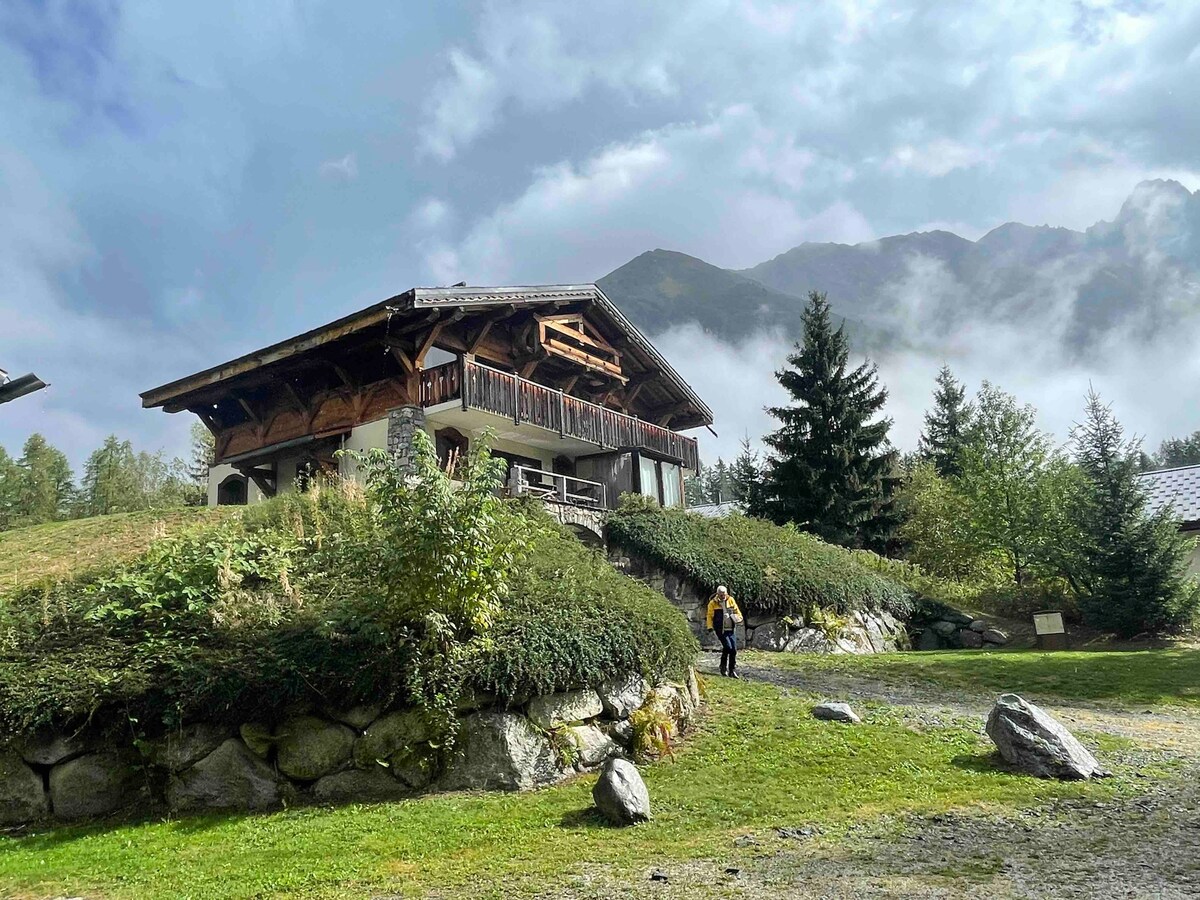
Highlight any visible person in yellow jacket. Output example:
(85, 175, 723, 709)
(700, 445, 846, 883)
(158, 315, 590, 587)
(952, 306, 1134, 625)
(706, 585, 743, 678)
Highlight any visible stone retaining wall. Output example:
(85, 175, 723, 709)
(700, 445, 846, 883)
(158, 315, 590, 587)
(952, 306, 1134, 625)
(0, 670, 700, 827)
(609, 548, 910, 654)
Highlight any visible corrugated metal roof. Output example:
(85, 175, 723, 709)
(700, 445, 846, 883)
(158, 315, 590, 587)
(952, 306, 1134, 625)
(1138, 464, 1200, 524)
(688, 501, 745, 518)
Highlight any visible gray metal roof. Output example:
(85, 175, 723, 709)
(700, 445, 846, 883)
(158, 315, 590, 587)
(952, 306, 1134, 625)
(688, 500, 746, 518)
(1139, 465, 1200, 524)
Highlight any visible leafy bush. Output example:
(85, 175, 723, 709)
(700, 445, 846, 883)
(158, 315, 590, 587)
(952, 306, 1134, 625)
(606, 498, 914, 619)
(0, 438, 695, 741)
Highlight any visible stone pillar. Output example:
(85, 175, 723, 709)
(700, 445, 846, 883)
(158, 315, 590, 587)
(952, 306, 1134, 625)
(387, 405, 426, 475)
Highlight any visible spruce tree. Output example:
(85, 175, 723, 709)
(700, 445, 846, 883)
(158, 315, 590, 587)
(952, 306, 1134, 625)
(729, 437, 763, 510)
(918, 364, 973, 477)
(80, 435, 143, 516)
(1072, 391, 1200, 636)
(703, 458, 732, 504)
(760, 291, 899, 551)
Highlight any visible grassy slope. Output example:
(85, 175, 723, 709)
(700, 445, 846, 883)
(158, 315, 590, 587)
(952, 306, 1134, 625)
(745, 648, 1200, 708)
(0, 508, 223, 595)
(0, 675, 1134, 900)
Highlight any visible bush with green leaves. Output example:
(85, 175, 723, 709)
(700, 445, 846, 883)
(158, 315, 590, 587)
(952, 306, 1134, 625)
(0, 433, 695, 742)
(606, 497, 914, 619)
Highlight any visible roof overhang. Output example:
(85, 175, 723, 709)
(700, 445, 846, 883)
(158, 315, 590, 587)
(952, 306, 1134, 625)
(140, 284, 714, 427)
(0, 371, 48, 406)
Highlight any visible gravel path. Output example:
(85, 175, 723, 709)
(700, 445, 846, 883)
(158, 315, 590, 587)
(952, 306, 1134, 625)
(540, 653, 1200, 900)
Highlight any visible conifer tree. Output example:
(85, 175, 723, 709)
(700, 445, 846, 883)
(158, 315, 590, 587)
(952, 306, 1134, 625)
(1071, 391, 1200, 635)
(730, 437, 763, 510)
(703, 458, 732, 504)
(918, 364, 973, 477)
(759, 291, 899, 551)
(14, 433, 74, 526)
(80, 435, 143, 516)
(0, 446, 20, 531)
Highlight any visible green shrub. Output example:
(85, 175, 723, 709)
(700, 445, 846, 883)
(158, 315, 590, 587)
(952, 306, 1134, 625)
(606, 499, 913, 619)
(0, 443, 695, 741)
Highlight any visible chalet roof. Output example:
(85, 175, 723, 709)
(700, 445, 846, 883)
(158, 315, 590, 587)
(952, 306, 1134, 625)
(140, 283, 713, 428)
(1138, 464, 1200, 527)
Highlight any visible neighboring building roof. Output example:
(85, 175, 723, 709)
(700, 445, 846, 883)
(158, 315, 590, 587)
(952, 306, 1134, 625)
(140, 283, 713, 428)
(0, 369, 47, 406)
(689, 500, 745, 518)
(1139, 464, 1200, 527)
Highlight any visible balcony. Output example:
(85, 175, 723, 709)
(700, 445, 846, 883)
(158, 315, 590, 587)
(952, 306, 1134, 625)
(419, 358, 700, 470)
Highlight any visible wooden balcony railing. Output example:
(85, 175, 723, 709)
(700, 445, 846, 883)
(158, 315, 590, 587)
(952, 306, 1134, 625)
(419, 358, 700, 470)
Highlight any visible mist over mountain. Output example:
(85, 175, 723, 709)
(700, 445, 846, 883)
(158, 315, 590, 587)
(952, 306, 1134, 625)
(599, 180, 1200, 463)
(600, 180, 1200, 360)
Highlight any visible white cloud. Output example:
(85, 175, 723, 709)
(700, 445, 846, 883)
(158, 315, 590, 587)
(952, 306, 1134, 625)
(318, 152, 358, 180)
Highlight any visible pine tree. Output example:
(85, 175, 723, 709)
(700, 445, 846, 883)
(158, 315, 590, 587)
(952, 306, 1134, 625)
(80, 435, 143, 516)
(729, 437, 763, 510)
(703, 458, 732, 504)
(918, 364, 973, 477)
(188, 422, 214, 490)
(684, 461, 709, 506)
(1072, 391, 1200, 636)
(0, 446, 20, 531)
(14, 434, 74, 526)
(759, 291, 899, 551)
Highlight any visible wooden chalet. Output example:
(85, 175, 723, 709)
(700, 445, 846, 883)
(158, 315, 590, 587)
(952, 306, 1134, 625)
(142, 284, 712, 511)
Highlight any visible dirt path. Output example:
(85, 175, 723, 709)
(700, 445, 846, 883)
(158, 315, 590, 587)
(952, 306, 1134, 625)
(544, 653, 1200, 899)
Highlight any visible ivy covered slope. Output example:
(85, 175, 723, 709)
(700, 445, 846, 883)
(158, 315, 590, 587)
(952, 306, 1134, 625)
(607, 500, 917, 620)
(0, 442, 695, 740)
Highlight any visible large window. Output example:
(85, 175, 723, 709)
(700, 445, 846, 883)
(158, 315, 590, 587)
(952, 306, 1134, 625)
(637, 453, 684, 508)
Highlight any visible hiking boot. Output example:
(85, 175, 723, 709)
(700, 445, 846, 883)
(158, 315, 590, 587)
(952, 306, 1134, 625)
(719, 669, 727, 677)
(728, 672, 741, 679)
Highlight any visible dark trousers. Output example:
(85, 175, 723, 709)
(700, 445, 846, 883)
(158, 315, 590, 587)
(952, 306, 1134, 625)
(717, 629, 737, 675)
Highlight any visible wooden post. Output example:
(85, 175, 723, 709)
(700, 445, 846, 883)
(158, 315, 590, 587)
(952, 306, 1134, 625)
(513, 372, 520, 424)
(558, 389, 565, 437)
(461, 354, 471, 411)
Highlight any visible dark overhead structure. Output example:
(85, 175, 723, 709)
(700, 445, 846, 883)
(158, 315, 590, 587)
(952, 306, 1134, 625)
(0, 368, 48, 407)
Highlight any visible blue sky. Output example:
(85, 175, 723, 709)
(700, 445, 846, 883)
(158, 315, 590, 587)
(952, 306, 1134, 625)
(3, 0, 1200, 468)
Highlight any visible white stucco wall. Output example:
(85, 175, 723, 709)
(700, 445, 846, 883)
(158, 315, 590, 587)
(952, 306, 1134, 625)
(339, 416, 390, 480)
(206, 463, 267, 507)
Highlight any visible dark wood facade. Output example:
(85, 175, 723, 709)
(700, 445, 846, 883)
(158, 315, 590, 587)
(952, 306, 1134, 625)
(142, 284, 711, 474)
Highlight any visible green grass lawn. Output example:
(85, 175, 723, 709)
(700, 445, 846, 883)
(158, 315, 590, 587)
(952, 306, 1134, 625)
(0, 676, 1129, 900)
(743, 647, 1200, 708)
(0, 507, 223, 595)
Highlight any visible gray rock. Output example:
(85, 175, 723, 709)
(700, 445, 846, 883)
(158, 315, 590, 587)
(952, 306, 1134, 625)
(49, 750, 143, 820)
(567, 724, 621, 769)
(969, 619, 989, 633)
(811, 701, 862, 724)
(959, 629, 985, 649)
(603, 719, 635, 748)
(686, 668, 701, 709)
(784, 628, 837, 654)
(354, 709, 432, 769)
(15, 728, 93, 767)
(749, 619, 792, 651)
(597, 674, 651, 719)
(147, 723, 231, 772)
(982, 628, 1009, 645)
(0, 749, 48, 825)
(592, 758, 650, 825)
(311, 767, 410, 804)
(167, 739, 280, 811)
(645, 683, 693, 735)
(320, 702, 383, 731)
(945, 610, 975, 625)
(439, 711, 561, 792)
(985, 694, 1105, 779)
(275, 715, 355, 781)
(917, 628, 942, 651)
(390, 745, 437, 790)
(239, 722, 274, 758)
(931, 620, 958, 637)
(527, 689, 604, 729)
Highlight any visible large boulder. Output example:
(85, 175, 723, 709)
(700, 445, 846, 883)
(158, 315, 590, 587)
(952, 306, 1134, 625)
(567, 724, 621, 769)
(239, 722, 274, 758)
(147, 723, 231, 773)
(48, 750, 143, 820)
(311, 767, 410, 804)
(440, 711, 562, 791)
(749, 620, 792, 651)
(785, 628, 837, 654)
(354, 710, 432, 769)
(320, 702, 383, 731)
(811, 701, 861, 724)
(167, 739, 280, 811)
(645, 683, 695, 735)
(917, 628, 942, 651)
(931, 620, 958, 638)
(15, 728, 93, 767)
(527, 689, 604, 729)
(592, 758, 650, 825)
(0, 750, 49, 825)
(390, 745, 437, 790)
(982, 628, 1009, 645)
(275, 716, 355, 781)
(985, 694, 1106, 780)
(959, 629, 984, 649)
(597, 675, 650, 719)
